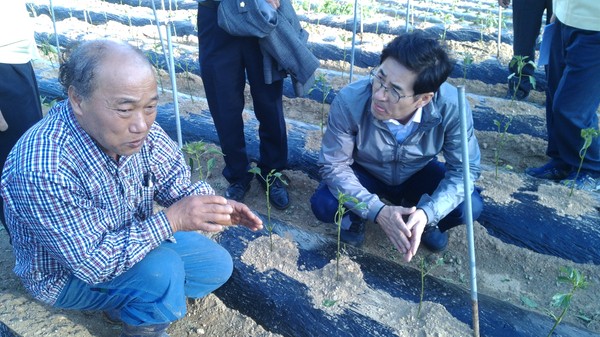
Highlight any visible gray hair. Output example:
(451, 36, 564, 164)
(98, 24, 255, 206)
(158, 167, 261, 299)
(59, 39, 150, 99)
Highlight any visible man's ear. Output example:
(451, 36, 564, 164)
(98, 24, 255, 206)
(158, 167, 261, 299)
(417, 92, 434, 109)
(68, 86, 84, 116)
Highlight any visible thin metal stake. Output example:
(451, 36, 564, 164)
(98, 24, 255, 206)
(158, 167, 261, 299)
(166, 21, 182, 148)
(349, 0, 359, 83)
(457, 86, 480, 337)
(497, 5, 502, 58)
(48, 0, 60, 56)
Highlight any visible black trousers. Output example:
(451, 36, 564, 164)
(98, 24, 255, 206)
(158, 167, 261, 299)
(0, 61, 43, 232)
(509, 0, 552, 88)
(197, 4, 288, 184)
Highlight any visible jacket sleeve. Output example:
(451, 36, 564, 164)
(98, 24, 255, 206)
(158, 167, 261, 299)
(416, 99, 481, 226)
(319, 94, 386, 222)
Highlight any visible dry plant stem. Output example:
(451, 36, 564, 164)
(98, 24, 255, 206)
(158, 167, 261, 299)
(417, 257, 426, 317)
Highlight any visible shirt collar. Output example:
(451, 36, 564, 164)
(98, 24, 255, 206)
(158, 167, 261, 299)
(384, 107, 423, 125)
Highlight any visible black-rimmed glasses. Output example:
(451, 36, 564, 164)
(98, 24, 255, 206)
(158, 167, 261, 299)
(369, 69, 416, 103)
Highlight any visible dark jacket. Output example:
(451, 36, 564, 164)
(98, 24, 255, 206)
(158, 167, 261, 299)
(217, 0, 318, 96)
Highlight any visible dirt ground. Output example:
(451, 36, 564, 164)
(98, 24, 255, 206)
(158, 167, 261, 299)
(1, 1, 600, 336)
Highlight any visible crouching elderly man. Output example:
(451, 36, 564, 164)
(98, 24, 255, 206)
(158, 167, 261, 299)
(0, 39, 262, 337)
(310, 31, 483, 262)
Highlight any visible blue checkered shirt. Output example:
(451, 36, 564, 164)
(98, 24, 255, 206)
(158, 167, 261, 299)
(0, 99, 214, 304)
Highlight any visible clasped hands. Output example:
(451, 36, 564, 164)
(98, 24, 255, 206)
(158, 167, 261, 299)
(165, 195, 263, 233)
(376, 205, 428, 262)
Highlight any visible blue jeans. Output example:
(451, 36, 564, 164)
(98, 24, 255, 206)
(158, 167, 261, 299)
(53, 231, 233, 326)
(545, 21, 600, 172)
(310, 161, 483, 232)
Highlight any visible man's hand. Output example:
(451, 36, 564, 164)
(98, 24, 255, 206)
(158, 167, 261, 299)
(376, 206, 428, 262)
(165, 195, 262, 233)
(497, 0, 510, 8)
(227, 199, 263, 232)
(402, 209, 428, 262)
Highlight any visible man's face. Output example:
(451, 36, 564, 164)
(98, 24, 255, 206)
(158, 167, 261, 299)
(370, 58, 432, 123)
(70, 52, 159, 160)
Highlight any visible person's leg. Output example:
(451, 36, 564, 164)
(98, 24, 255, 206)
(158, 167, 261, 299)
(310, 164, 390, 226)
(198, 5, 252, 186)
(243, 40, 287, 174)
(54, 246, 187, 326)
(164, 231, 233, 299)
(508, 0, 547, 98)
(552, 24, 600, 174)
(395, 160, 483, 232)
(0, 62, 43, 237)
(54, 232, 232, 332)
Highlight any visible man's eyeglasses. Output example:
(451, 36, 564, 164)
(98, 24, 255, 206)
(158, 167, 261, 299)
(369, 69, 416, 104)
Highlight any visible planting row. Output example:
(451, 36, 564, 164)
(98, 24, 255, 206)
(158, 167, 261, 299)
(28, 0, 547, 97)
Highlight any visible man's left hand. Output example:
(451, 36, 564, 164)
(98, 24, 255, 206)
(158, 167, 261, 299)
(227, 199, 263, 232)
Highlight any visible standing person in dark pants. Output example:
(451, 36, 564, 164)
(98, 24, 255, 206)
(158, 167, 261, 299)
(526, 0, 600, 192)
(197, 0, 290, 210)
(498, 0, 552, 100)
(0, 1, 43, 233)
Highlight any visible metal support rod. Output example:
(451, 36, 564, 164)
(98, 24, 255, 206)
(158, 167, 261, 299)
(497, 5, 502, 58)
(166, 21, 182, 148)
(457, 86, 480, 337)
(151, 0, 172, 75)
(405, 0, 411, 32)
(48, 0, 61, 56)
(349, 0, 359, 83)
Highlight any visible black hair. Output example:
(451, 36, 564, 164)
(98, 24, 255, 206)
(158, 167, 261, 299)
(380, 31, 454, 94)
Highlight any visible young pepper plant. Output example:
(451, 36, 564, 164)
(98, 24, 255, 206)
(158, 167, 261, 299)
(333, 191, 366, 280)
(508, 56, 536, 102)
(546, 266, 587, 337)
(249, 167, 288, 251)
(182, 141, 223, 181)
(417, 256, 445, 318)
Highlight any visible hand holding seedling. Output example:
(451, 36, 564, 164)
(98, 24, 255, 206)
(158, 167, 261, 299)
(376, 205, 427, 262)
(165, 195, 262, 233)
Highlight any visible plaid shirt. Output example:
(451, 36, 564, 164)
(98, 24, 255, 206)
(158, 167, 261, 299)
(0, 99, 214, 304)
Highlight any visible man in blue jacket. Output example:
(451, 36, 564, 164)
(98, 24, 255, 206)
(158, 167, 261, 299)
(311, 31, 483, 262)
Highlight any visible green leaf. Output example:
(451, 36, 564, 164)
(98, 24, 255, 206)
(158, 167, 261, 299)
(520, 296, 538, 309)
(322, 299, 337, 307)
(551, 293, 571, 309)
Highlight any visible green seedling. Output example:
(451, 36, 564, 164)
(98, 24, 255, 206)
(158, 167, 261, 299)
(565, 128, 600, 196)
(308, 73, 332, 136)
(493, 116, 512, 179)
(462, 52, 473, 84)
(333, 191, 366, 280)
(508, 56, 536, 102)
(176, 62, 195, 103)
(248, 168, 288, 251)
(417, 256, 444, 318)
(182, 141, 223, 181)
(546, 267, 587, 337)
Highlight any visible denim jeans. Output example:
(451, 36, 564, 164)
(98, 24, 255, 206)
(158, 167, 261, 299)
(310, 161, 483, 232)
(53, 231, 233, 326)
(545, 20, 600, 172)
